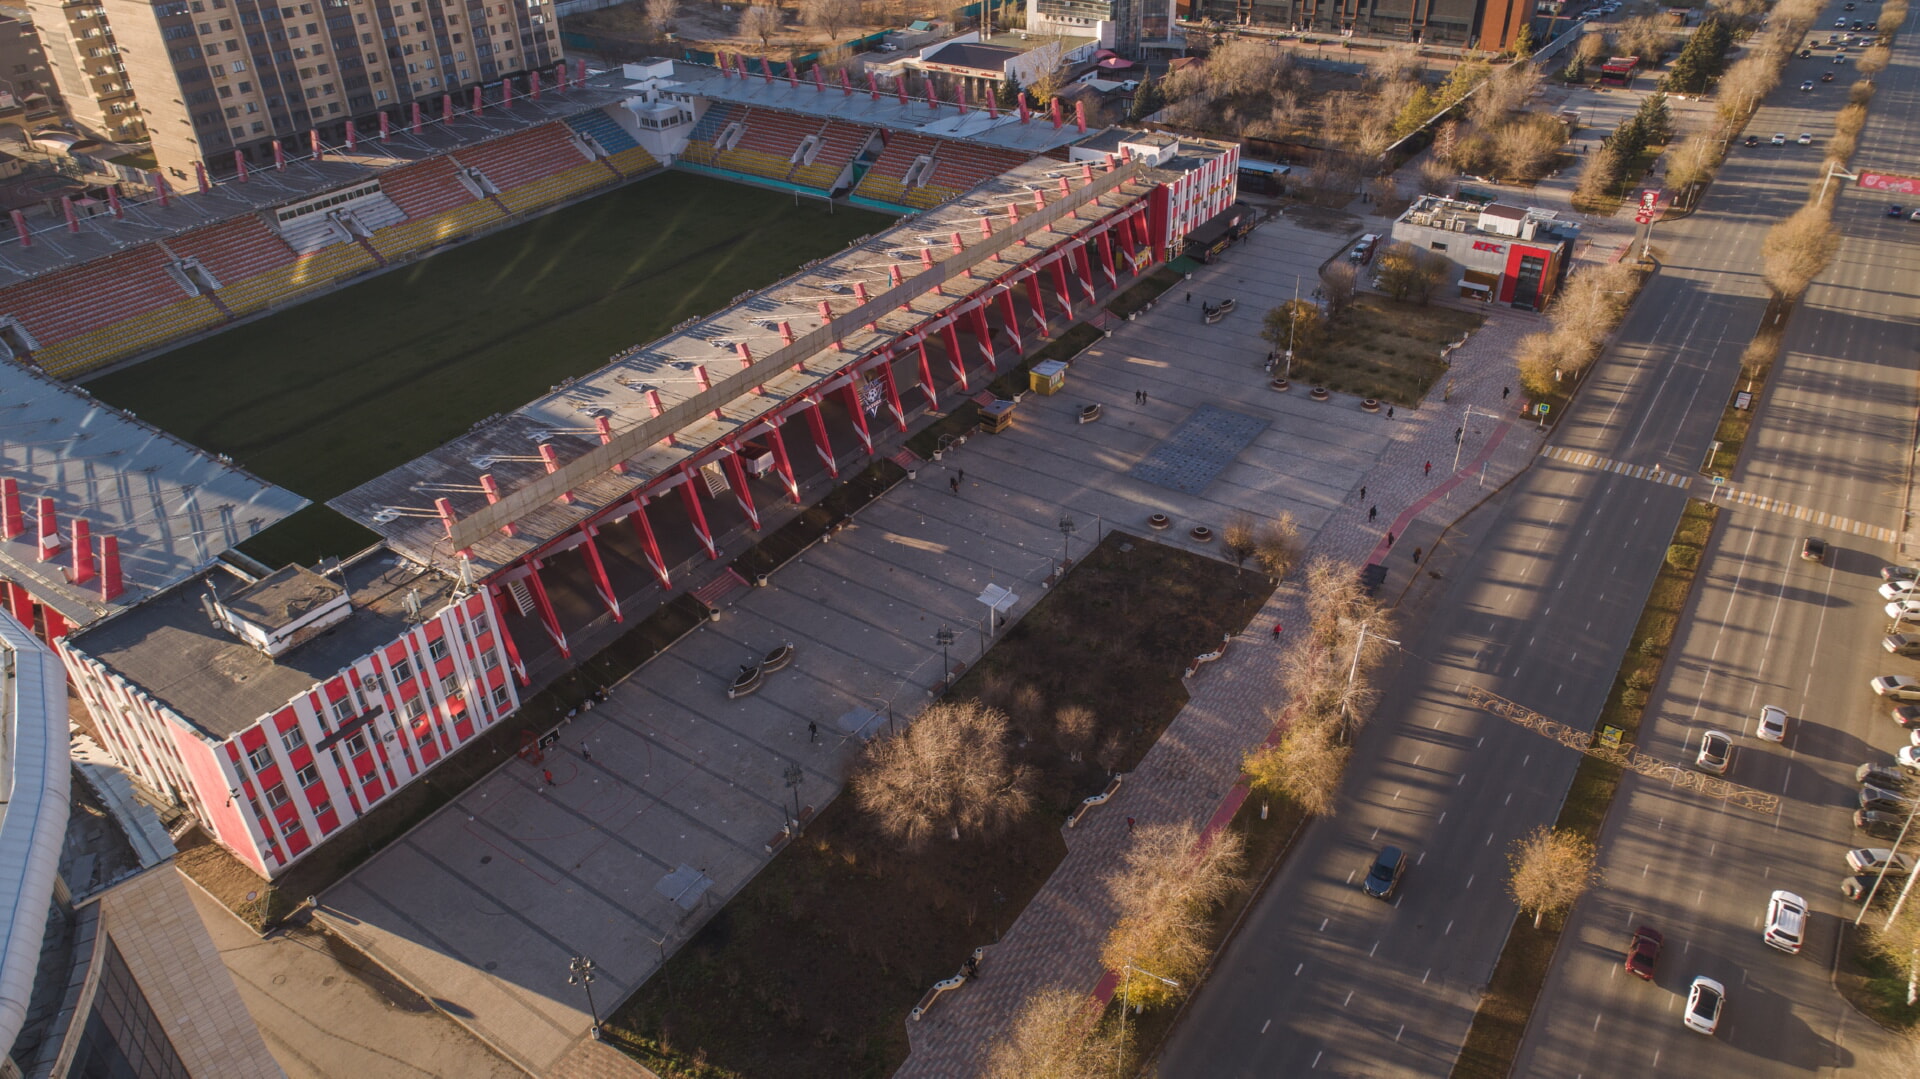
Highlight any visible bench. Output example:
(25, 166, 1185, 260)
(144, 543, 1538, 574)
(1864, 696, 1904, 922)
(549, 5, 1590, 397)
(1067, 773, 1127, 828)
(910, 947, 987, 1021)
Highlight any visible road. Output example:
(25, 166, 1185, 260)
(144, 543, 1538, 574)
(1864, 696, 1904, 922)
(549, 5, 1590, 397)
(1156, 8, 1914, 1076)
(1512, 5, 1920, 1076)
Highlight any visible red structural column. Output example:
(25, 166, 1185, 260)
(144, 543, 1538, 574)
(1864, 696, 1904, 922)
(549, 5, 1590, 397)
(1023, 272, 1050, 337)
(484, 586, 529, 684)
(939, 321, 971, 391)
(627, 494, 671, 588)
(578, 528, 622, 622)
(522, 563, 571, 658)
(914, 340, 939, 408)
(764, 422, 801, 503)
(1097, 229, 1119, 289)
(839, 380, 874, 455)
(874, 360, 908, 432)
(987, 294, 1016, 361)
(1049, 257, 1075, 320)
(7, 582, 30, 627)
(678, 471, 718, 559)
(721, 452, 761, 530)
(1075, 241, 1098, 303)
(802, 398, 840, 477)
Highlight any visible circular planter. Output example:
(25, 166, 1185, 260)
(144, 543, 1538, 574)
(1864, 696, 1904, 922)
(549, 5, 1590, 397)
(1361, 398, 1381, 412)
(1148, 513, 1171, 530)
(1190, 525, 1213, 542)
(1270, 378, 1290, 392)
(1309, 386, 1331, 402)
(755, 574, 770, 588)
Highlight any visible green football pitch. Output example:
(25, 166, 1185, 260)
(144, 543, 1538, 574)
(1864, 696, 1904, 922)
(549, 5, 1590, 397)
(83, 171, 891, 565)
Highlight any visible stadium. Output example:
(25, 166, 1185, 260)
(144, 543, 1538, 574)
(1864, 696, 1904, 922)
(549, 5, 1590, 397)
(0, 53, 1241, 880)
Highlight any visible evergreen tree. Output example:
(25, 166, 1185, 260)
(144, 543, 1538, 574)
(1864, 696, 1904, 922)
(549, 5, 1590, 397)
(996, 74, 1019, 110)
(1508, 23, 1535, 59)
(1129, 76, 1164, 122)
(1391, 86, 1438, 138)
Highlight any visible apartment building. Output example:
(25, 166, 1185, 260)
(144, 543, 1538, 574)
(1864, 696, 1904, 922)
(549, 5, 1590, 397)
(0, 5, 60, 113)
(35, 0, 561, 181)
(26, 0, 143, 140)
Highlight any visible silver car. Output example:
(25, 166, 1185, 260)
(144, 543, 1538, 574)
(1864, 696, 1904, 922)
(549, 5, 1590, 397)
(1696, 730, 1733, 775)
(1872, 675, 1920, 702)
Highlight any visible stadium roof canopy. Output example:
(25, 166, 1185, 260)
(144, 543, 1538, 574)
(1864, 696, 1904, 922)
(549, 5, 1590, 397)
(641, 61, 1095, 155)
(334, 154, 1169, 575)
(0, 363, 306, 627)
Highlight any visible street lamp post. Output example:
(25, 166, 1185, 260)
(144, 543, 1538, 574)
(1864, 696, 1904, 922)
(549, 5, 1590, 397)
(935, 626, 956, 687)
(1451, 405, 1499, 475)
(1284, 274, 1300, 377)
(1116, 962, 1180, 1067)
(782, 762, 804, 826)
(568, 955, 602, 1040)
(1342, 623, 1400, 740)
(1817, 160, 1859, 207)
(1058, 514, 1078, 570)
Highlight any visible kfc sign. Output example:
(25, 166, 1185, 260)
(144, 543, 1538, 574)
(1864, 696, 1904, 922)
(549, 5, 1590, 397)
(1472, 240, 1505, 253)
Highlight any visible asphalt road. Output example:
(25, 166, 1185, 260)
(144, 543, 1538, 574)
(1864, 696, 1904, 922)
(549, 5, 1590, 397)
(1156, 10, 1912, 1076)
(1512, 7, 1920, 1077)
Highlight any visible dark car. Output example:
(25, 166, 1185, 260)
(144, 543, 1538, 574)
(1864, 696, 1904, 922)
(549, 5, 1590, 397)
(1625, 926, 1663, 980)
(1856, 809, 1908, 840)
(1861, 783, 1912, 814)
(1362, 845, 1406, 899)
(1895, 704, 1920, 729)
(1893, 206, 1908, 218)
(1802, 536, 1827, 561)
(1858, 762, 1912, 788)
(1822, 71, 1836, 80)
(1844, 874, 1890, 902)
(1745, 135, 1761, 146)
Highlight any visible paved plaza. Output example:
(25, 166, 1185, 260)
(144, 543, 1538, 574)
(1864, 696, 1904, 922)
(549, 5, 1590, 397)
(315, 210, 1551, 1077)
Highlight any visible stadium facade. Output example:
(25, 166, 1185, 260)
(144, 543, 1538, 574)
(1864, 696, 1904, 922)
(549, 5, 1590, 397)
(17, 56, 1240, 877)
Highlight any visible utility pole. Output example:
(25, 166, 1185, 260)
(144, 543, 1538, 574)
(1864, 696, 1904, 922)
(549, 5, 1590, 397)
(1343, 623, 1400, 739)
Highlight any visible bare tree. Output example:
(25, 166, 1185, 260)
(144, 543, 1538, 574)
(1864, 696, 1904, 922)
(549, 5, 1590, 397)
(644, 0, 680, 38)
(1369, 174, 1399, 209)
(1099, 821, 1245, 1010)
(1762, 203, 1840, 298)
(1549, 261, 1636, 344)
(1507, 825, 1601, 928)
(1054, 703, 1097, 762)
(1254, 512, 1303, 579)
(1574, 30, 1610, 75)
(1368, 43, 1426, 84)
(1244, 723, 1349, 816)
(1223, 511, 1257, 574)
(1514, 331, 1559, 401)
(1573, 144, 1622, 209)
(851, 699, 1034, 847)
(1855, 43, 1892, 75)
(1320, 261, 1359, 319)
(1416, 155, 1454, 196)
(986, 986, 1113, 1079)
(1662, 132, 1719, 206)
(738, 2, 781, 50)
(1429, 119, 1462, 167)
(801, 0, 859, 41)
(1376, 242, 1449, 303)
(1489, 116, 1564, 182)
(1008, 684, 1047, 740)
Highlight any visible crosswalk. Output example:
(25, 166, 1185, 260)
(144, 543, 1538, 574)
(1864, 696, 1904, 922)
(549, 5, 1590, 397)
(1538, 444, 1900, 543)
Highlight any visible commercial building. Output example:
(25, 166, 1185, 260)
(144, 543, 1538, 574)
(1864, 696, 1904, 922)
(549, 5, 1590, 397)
(1180, 0, 1533, 51)
(31, 0, 565, 183)
(1028, 0, 1178, 55)
(1389, 194, 1574, 309)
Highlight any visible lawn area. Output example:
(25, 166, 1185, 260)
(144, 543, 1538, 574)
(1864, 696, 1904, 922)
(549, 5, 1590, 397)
(1289, 295, 1484, 406)
(82, 171, 889, 566)
(1838, 923, 1920, 1032)
(608, 531, 1272, 1079)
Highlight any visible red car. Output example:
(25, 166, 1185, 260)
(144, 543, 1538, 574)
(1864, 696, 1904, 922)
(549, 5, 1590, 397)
(1625, 926, 1664, 980)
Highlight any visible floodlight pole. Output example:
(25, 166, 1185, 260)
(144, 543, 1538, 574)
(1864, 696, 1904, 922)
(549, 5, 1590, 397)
(1284, 274, 1299, 377)
(1817, 161, 1859, 207)
(568, 955, 602, 1040)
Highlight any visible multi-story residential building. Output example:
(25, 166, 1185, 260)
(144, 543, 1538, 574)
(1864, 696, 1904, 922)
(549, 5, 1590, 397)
(0, 5, 61, 114)
(32, 0, 563, 182)
(25, 0, 143, 140)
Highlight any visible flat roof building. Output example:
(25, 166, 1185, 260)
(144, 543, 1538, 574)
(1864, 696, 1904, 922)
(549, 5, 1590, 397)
(1389, 194, 1575, 309)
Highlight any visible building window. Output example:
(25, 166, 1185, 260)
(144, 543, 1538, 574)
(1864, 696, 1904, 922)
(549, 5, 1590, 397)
(282, 817, 304, 838)
(404, 696, 426, 720)
(296, 763, 320, 786)
(357, 769, 376, 786)
(312, 799, 331, 817)
(1430, 241, 1448, 251)
(427, 636, 449, 662)
(440, 672, 461, 698)
(491, 684, 511, 709)
(265, 783, 290, 807)
(231, 59, 246, 71)
(331, 696, 355, 722)
(281, 726, 306, 751)
(247, 745, 272, 771)
(345, 733, 367, 755)
(392, 656, 413, 682)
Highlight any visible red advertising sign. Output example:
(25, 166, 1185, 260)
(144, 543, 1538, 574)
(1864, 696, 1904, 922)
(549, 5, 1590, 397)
(1471, 240, 1505, 253)
(1639, 189, 1659, 210)
(1859, 171, 1920, 195)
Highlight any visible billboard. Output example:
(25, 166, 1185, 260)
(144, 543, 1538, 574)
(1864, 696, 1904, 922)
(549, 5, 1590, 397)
(1859, 172, 1920, 195)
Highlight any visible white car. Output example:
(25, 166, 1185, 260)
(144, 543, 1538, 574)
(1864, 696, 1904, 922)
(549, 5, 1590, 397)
(1684, 976, 1725, 1034)
(1770, 133, 1788, 145)
(1756, 704, 1789, 743)
(1899, 745, 1920, 771)
(1847, 848, 1914, 875)
(1763, 890, 1808, 953)
(1881, 580, 1920, 601)
(1800, 80, 1815, 91)
(1872, 675, 1920, 701)
(1888, 599, 1920, 623)
(1696, 730, 1733, 774)
(1797, 133, 1814, 145)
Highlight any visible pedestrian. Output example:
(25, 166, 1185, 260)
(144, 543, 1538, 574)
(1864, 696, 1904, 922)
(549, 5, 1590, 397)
(1424, 460, 1432, 476)
(1412, 547, 1423, 563)
(1387, 406, 1395, 419)
(1186, 291, 1192, 303)
(581, 743, 592, 762)
(1387, 531, 1396, 549)
(1502, 385, 1511, 400)
(543, 768, 554, 786)
(950, 476, 960, 495)
(1273, 623, 1284, 640)
(1369, 504, 1378, 522)
(1125, 816, 1136, 833)
(808, 720, 818, 743)
(1455, 426, 1463, 443)
(1141, 390, 1149, 405)
(958, 470, 965, 484)
(1360, 485, 1366, 501)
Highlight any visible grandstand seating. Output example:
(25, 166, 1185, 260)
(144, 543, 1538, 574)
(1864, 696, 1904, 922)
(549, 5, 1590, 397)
(790, 121, 873, 191)
(605, 145, 662, 178)
(0, 246, 188, 345)
(216, 243, 377, 318)
(686, 102, 740, 148)
(458, 123, 593, 192)
(31, 296, 228, 380)
(168, 215, 299, 286)
(367, 198, 507, 262)
(497, 160, 617, 215)
(924, 142, 1031, 200)
(851, 131, 941, 206)
(376, 157, 479, 218)
(565, 110, 641, 154)
(850, 133, 1029, 209)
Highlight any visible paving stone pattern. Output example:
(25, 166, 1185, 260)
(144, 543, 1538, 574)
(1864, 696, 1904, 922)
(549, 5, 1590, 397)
(1128, 405, 1271, 494)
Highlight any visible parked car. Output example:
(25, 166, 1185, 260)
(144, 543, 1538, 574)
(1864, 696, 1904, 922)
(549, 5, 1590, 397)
(1895, 704, 1920, 729)
(1860, 784, 1911, 814)
(1847, 848, 1914, 875)
(1887, 599, 1920, 622)
(1362, 845, 1406, 899)
(1696, 730, 1733, 775)
(1755, 704, 1789, 742)
(1855, 809, 1907, 840)
(1625, 926, 1663, 980)
(1684, 976, 1725, 1035)
(1802, 536, 1827, 561)
(1763, 891, 1808, 953)
(1843, 874, 1888, 902)
(1883, 566, 1920, 583)
(1886, 633, 1920, 656)
(1881, 581, 1920, 601)
(1872, 675, 1920, 701)
(1858, 762, 1913, 788)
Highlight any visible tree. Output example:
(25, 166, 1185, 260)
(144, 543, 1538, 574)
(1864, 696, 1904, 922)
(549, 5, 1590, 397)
(1507, 825, 1601, 928)
(1662, 17, 1731, 92)
(801, 0, 858, 40)
(1244, 724, 1349, 816)
(1374, 242, 1449, 303)
(738, 2, 780, 50)
(1099, 822, 1244, 1010)
(850, 699, 1034, 848)
(1262, 299, 1327, 361)
(1662, 132, 1718, 205)
(1507, 22, 1535, 58)
(1028, 60, 1070, 105)
(1550, 260, 1637, 341)
(1054, 704, 1097, 762)
(1254, 513, 1302, 578)
(1321, 260, 1359, 319)
(1573, 144, 1623, 209)
(1430, 118, 1462, 167)
(1762, 203, 1840, 298)
(1224, 511, 1257, 574)
(996, 73, 1019, 110)
(1515, 330, 1559, 400)
(1573, 31, 1610, 77)
(1389, 85, 1437, 139)
(986, 987, 1113, 1079)
(1490, 116, 1564, 182)
(644, 0, 680, 38)
(1128, 75, 1163, 122)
